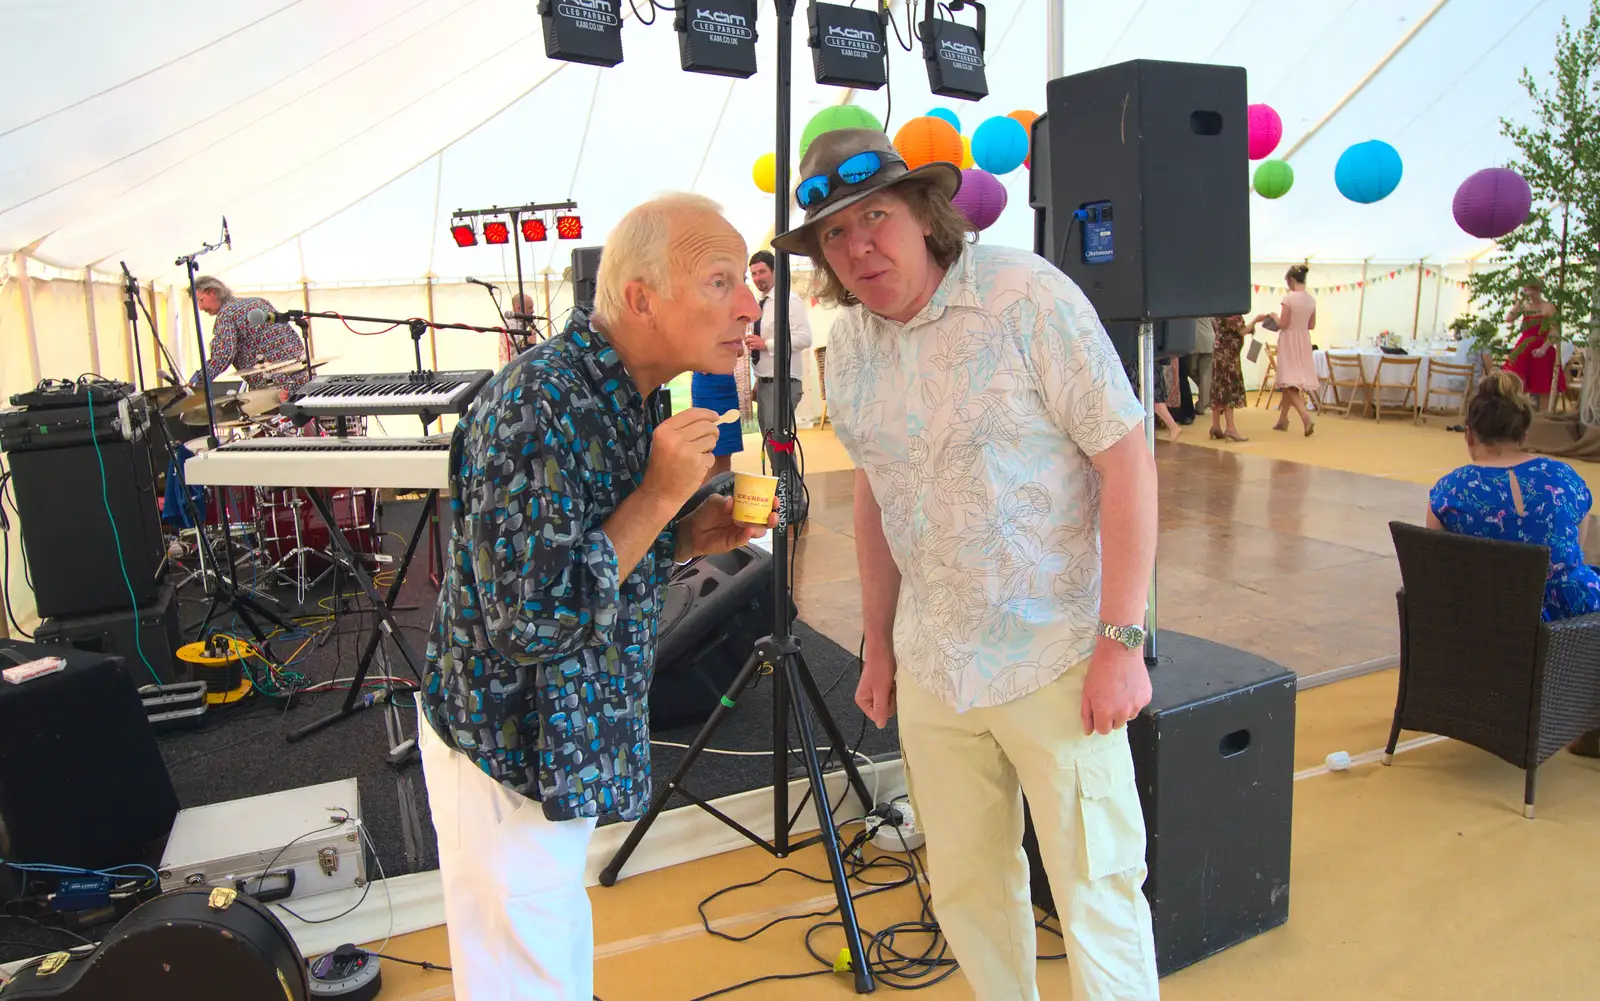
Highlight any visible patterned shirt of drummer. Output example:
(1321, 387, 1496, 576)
(421, 318, 675, 823)
(825, 243, 1145, 713)
(203, 296, 310, 391)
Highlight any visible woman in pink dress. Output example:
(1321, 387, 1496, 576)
(1256, 263, 1318, 436)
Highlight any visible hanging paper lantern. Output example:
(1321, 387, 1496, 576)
(1452, 167, 1532, 239)
(1247, 104, 1282, 160)
(971, 116, 1029, 174)
(799, 105, 883, 157)
(960, 135, 974, 169)
(1335, 140, 1403, 203)
(951, 168, 1007, 230)
(1253, 159, 1294, 199)
(752, 153, 777, 193)
(925, 107, 961, 133)
(893, 116, 962, 170)
(1007, 110, 1039, 168)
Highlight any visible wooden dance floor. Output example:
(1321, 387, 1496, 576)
(789, 443, 1421, 680)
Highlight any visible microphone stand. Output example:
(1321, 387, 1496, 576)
(119, 262, 185, 393)
(598, 4, 876, 991)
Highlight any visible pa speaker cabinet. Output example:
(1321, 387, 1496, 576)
(36, 583, 184, 685)
(1023, 632, 1295, 976)
(651, 544, 795, 730)
(1044, 59, 1251, 322)
(0, 639, 179, 871)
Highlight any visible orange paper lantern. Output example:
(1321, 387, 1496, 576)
(1008, 110, 1039, 168)
(893, 116, 962, 170)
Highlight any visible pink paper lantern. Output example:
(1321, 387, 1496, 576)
(952, 168, 1007, 230)
(1452, 167, 1532, 239)
(1248, 104, 1282, 161)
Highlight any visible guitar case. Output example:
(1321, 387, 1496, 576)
(0, 887, 309, 1000)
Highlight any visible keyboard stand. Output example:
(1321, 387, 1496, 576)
(286, 486, 437, 767)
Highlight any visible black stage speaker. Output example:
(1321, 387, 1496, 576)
(0, 639, 179, 871)
(650, 544, 796, 730)
(571, 246, 603, 310)
(1038, 59, 1251, 323)
(36, 583, 184, 686)
(1024, 632, 1296, 976)
(1103, 318, 1198, 372)
(7, 436, 164, 618)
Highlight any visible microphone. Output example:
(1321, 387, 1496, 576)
(222, 217, 232, 249)
(466, 277, 497, 290)
(246, 306, 301, 326)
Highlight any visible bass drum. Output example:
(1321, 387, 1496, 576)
(0, 888, 309, 1000)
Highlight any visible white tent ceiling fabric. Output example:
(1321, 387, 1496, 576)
(0, 0, 1583, 289)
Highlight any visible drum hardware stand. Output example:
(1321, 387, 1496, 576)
(174, 224, 295, 653)
(599, 5, 876, 991)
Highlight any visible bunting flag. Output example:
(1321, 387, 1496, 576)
(1250, 263, 1473, 296)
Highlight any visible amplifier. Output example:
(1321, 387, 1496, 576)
(1024, 632, 1296, 976)
(8, 378, 134, 410)
(0, 394, 151, 454)
(35, 584, 183, 686)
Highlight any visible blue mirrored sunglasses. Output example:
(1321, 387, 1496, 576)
(796, 151, 885, 209)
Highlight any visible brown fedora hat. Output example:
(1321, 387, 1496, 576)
(771, 128, 961, 257)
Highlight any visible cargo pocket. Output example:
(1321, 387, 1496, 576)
(1076, 749, 1146, 881)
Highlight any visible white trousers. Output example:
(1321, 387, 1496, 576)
(896, 663, 1161, 1001)
(418, 707, 598, 1001)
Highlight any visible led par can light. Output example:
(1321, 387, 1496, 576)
(678, 0, 759, 78)
(922, 1, 987, 101)
(808, 1, 887, 90)
(538, 0, 624, 67)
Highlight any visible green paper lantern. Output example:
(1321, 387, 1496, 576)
(799, 105, 883, 158)
(1253, 159, 1294, 199)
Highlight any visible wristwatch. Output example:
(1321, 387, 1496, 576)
(1099, 621, 1148, 650)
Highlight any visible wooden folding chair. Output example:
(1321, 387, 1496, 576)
(1254, 343, 1278, 407)
(1370, 355, 1421, 421)
(1416, 359, 1474, 425)
(814, 345, 829, 428)
(1321, 351, 1369, 417)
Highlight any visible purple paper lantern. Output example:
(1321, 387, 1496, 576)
(952, 168, 1007, 230)
(1248, 104, 1282, 161)
(1452, 167, 1532, 239)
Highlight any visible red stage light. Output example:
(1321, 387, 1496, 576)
(483, 220, 511, 245)
(450, 222, 477, 247)
(522, 218, 548, 242)
(556, 215, 583, 240)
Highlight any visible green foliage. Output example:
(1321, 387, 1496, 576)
(1467, 1, 1600, 345)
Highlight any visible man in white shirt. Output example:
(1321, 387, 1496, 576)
(744, 250, 813, 462)
(773, 128, 1160, 1001)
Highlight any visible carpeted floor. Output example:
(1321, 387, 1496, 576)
(0, 500, 878, 966)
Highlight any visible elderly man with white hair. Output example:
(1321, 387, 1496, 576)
(191, 276, 309, 392)
(417, 192, 771, 1001)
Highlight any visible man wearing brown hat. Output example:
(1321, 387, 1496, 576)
(774, 128, 1160, 1000)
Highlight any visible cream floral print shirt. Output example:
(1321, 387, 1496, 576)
(826, 243, 1145, 712)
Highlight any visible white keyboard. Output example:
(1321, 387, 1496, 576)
(184, 437, 451, 491)
(282, 370, 492, 421)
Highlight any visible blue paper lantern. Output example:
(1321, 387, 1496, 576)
(925, 107, 961, 133)
(971, 116, 1029, 174)
(1334, 140, 1403, 204)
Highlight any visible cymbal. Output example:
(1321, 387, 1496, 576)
(233, 388, 285, 418)
(143, 385, 191, 410)
(234, 359, 285, 378)
(241, 355, 338, 378)
(173, 393, 241, 426)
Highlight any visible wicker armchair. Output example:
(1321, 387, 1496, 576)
(1387, 521, 1600, 818)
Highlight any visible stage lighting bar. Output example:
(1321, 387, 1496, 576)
(522, 218, 548, 242)
(483, 219, 512, 245)
(922, 0, 987, 101)
(677, 0, 759, 78)
(539, 0, 623, 66)
(807, 1, 886, 90)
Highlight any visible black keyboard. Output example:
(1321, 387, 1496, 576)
(281, 370, 492, 421)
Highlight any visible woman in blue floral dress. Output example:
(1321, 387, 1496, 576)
(1427, 371, 1600, 621)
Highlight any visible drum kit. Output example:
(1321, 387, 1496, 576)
(152, 355, 384, 606)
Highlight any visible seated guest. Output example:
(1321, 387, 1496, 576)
(418, 192, 770, 1000)
(1427, 370, 1600, 621)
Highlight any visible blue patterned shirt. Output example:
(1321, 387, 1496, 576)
(421, 315, 675, 822)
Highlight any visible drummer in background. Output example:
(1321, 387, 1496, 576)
(191, 276, 311, 394)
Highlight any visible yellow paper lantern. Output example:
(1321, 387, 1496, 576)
(960, 135, 974, 169)
(752, 152, 777, 194)
(893, 116, 962, 170)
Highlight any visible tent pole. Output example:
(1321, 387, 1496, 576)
(13, 254, 41, 386)
(1047, 0, 1065, 77)
(1412, 257, 1426, 339)
(83, 267, 102, 376)
(1355, 257, 1371, 343)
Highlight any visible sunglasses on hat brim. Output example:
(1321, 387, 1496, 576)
(795, 151, 886, 210)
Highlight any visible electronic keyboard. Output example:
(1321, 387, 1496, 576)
(183, 437, 452, 490)
(279, 370, 492, 422)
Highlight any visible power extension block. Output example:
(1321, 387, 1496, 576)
(870, 802, 925, 853)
